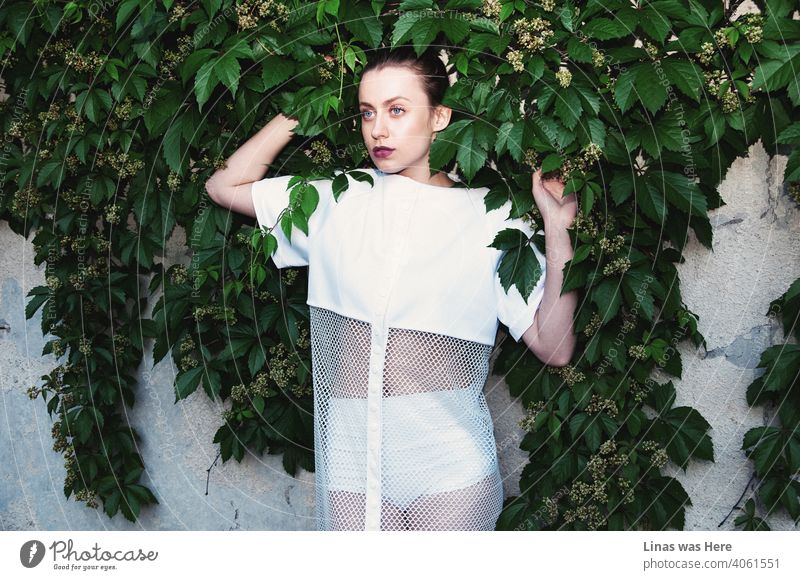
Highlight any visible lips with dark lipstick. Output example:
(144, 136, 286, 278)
(373, 146, 395, 158)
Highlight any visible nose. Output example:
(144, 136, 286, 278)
(370, 112, 388, 141)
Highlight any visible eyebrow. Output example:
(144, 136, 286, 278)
(358, 96, 411, 107)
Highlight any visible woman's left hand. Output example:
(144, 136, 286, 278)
(532, 168, 578, 229)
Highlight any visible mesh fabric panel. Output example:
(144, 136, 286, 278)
(310, 305, 504, 531)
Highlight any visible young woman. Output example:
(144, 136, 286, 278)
(207, 46, 578, 531)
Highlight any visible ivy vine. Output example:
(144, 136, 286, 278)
(2, 0, 798, 528)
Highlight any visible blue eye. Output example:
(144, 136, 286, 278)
(360, 110, 373, 119)
(390, 106, 405, 115)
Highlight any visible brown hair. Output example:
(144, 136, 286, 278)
(360, 44, 451, 108)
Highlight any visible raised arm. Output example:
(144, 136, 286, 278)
(205, 112, 300, 218)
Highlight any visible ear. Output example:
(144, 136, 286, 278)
(431, 104, 452, 132)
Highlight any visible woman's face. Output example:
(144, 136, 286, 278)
(358, 65, 451, 183)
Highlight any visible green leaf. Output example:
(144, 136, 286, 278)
(583, 18, 630, 40)
(494, 120, 525, 162)
(194, 59, 218, 110)
(635, 63, 669, 114)
(641, 180, 668, 223)
(554, 87, 582, 130)
(497, 244, 544, 303)
(175, 366, 204, 402)
(653, 170, 707, 217)
(261, 55, 295, 91)
(541, 153, 562, 173)
(752, 48, 800, 92)
(162, 119, 183, 173)
(215, 52, 241, 96)
(614, 67, 639, 113)
(299, 183, 320, 217)
(593, 279, 622, 323)
(662, 59, 703, 102)
(455, 124, 487, 181)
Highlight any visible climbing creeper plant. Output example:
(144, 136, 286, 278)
(1, 0, 798, 528)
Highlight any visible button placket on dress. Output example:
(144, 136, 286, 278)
(363, 192, 419, 530)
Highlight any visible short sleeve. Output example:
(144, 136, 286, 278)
(251, 174, 332, 269)
(488, 202, 547, 342)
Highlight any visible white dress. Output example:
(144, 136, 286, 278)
(252, 167, 547, 530)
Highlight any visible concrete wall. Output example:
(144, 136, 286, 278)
(2, 138, 798, 531)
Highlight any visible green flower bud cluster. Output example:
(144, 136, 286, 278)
(628, 344, 648, 360)
(52, 420, 69, 452)
(169, 264, 189, 285)
(583, 142, 603, 164)
(53, 338, 64, 358)
(250, 371, 277, 398)
(714, 29, 731, 49)
(27, 384, 42, 400)
(643, 41, 660, 60)
(563, 503, 605, 529)
(481, 0, 502, 18)
(583, 312, 602, 337)
(38, 102, 61, 123)
(603, 256, 631, 276)
(10, 185, 41, 218)
(113, 335, 131, 357)
(180, 354, 199, 372)
(740, 13, 763, 44)
(104, 204, 122, 225)
(113, 97, 134, 122)
(573, 211, 599, 238)
(640, 439, 670, 468)
(523, 148, 540, 169)
(599, 439, 617, 456)
(74, 488, 99, 509)
(180, 336, 195, 354)
(168, 2, 188, 23)
(518, 400, 546, 432)
(541, 0, 555, 11)
(267, 337, 310, 397)
(593, 234, 625, 256)
(550, 364, 585, 385)
(617, 476, 635, 504)
(512, 17, 554, 52)
(318, 55, 337, 81)
(167, 172, 182, 192)
(556, 68, 572, 88)
(236, 0, 289, 31)
(231, 383, 249, 403)
(306, 140, 332, 166)
(697, 41, 716, 66)
(569, 480, 592, 503)
(46, 275, 61, 292)
(282, 268, 299, 286)
(192, 304, 238, 326)
(63, 449, 78, 490)
(591, 48, 606, 68)
(60, 188, 83, 211)
(629, 379, 649, 403)
(222, 408, 237, 423)
(542, 495, 560, 525)
(585, 394, 618, 417)
(64, 47, 105, 74)
(99, 151, 144, 179)
(650, 447, 669, 468)
(506, 49, 525, 73)
(78, 337, 92, 356)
